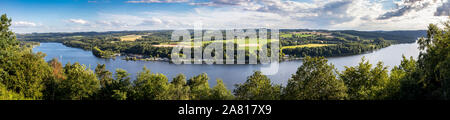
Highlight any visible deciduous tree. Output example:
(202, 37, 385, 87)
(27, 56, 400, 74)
(234, 71, 281, 100)
(284, 56, 347, 100)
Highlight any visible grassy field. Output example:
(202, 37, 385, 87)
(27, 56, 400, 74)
(281, 33, 293, 38)
(120, 35, 143, 41)
(156, 39, 279, 53)
(281, 44, 334, 49)
(295, 34, 314, 37)
(281, 33, 315, 38)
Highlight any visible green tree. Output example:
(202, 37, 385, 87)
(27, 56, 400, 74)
(0, 14, 52, 99)
(187, 73, 211, 100)
(112, 90, 127, 100)
(387, 56, 417, 99)
(401, 20, 450, 99)
(132, 67, 170, 100)
(0, 14, 18, 50)
(0, 52, 53, 99)
(58, 62, 100, 100)
(111, 69, 132, 100)
(95, 64, 113, 88)
(210, 79, 234, 100)
(96, 67, 132, 100)
(339, 57, 388, 100)
(0, 83, 28, 100)
(284, 56, 347, 100)
(42, 58, 65, 100)
(234, 71, 281, 100)
(168, 74, 190, 100)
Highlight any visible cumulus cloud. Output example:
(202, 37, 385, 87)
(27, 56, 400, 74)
(23, 0, 448, 33)
(307, 0, 356, 25)
(12, 21, 38, 27)
(77, 13, 169, 31)
(225, 0, 370, 26)
(435, 1, 450, 16)
(139, 18, 163, 25)
(377, 0, 437, 20)
(68, 19, 89, 24)
(81, 0, 387, 30)
(126, 0, 189, 3)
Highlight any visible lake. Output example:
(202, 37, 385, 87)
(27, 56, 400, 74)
(33, 42, 420, 89)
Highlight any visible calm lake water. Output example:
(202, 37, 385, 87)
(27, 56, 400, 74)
(33, 42, 420, 89)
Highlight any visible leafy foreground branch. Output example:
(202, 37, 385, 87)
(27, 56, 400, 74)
(1, 14, 449, 100)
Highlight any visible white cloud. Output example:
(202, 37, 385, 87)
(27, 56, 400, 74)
(332, 1, 449, 30)
(68, 19, 89, 24)
(119, 0, 448, 31)
(16, 0, 449, 33)
(140, 17, 163, 25)
(12, 21, 38, 28)
(377, 0, 437, 20)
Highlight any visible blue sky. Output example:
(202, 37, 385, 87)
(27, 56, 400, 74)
(1, 0, 449, 33)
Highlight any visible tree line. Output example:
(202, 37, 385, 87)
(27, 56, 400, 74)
(1, 14, 449, 100)
(282, 38, 390, 58)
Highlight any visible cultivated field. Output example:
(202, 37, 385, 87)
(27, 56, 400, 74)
(120, 35, 143, 41)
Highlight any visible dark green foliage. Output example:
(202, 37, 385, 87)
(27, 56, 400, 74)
(168, 74, 190, 100)
(398, 21, 450, 100)
(282, 42, 390, 58)
(234, 71, 281, 100)
(96, 66, 132, 100)
(187, 73, 211, 100)
(0, 14, 52, 99)
(0, 51, 52, 99)
(340, 57, 389, 100)
(0, 14, 18, 50)
(42, 58, 65, 100)
(284, 56, 347, 100)
(389, 56, 417, 99)
(0, 83, 27, 100)
(57, 63, 100, 100)
(92, 46, 115, 58)
(210, 79, 234, 100)
(340, 30, 426, 43)
(132, 67, 171, 100)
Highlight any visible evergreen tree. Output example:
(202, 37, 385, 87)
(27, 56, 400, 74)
(168, 74, 190, 100)
(0, 14, 52, 99)
(400, 20, 450, 99)
(187, 73, 211, 100)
